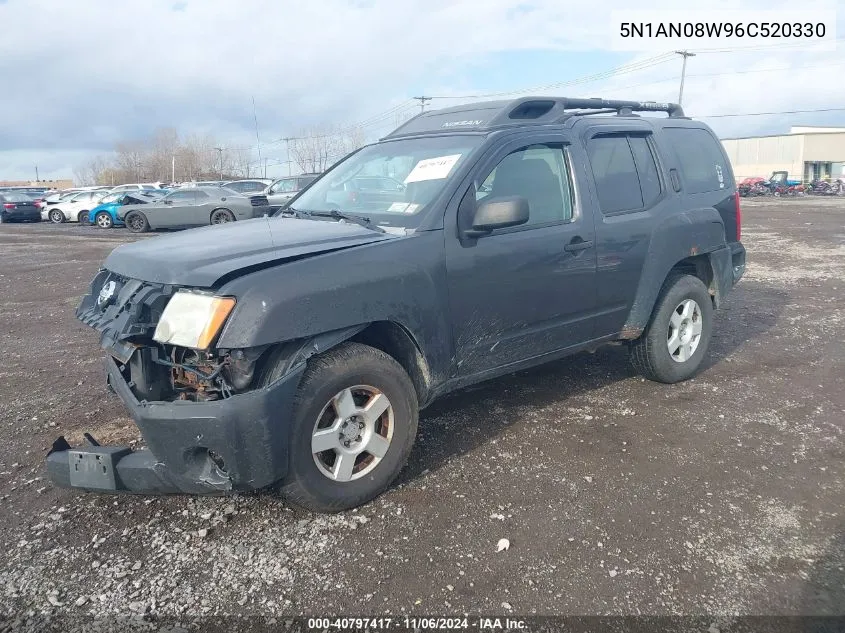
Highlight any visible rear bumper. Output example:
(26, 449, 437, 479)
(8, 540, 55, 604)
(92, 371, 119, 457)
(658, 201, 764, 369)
(731, 241, 746, 284)
(1, 209, 40, 221)
(46, 354, 304, 495)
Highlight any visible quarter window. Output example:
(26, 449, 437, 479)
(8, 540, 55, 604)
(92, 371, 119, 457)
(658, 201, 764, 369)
(663, 127, 729, 194)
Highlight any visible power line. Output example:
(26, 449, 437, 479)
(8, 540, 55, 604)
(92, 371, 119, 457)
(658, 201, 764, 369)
(698, 107, 845, 119)
(426, 53, 677, 100)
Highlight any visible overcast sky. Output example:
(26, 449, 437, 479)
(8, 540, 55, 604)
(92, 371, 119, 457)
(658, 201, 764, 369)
(0, 0, 842, 181)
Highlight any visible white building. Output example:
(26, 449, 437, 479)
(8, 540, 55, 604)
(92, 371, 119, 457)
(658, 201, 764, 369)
(720, 126, 845, 183)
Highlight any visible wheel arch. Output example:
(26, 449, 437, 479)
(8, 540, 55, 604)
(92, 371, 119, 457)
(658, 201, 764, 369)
(619, 208, 732, 340)
(250, 321, 433, 408)
(210, 207, 236, 222)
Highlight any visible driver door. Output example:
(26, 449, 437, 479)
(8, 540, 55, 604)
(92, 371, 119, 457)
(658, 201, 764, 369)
(445, 136, 598, 377)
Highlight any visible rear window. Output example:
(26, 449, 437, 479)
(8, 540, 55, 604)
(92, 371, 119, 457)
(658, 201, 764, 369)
(663, 127, 729, 194)
(1, 193, 31, 202)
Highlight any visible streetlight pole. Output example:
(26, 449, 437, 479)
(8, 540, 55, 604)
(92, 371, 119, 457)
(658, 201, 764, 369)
(675, 50, 696, 106)
(214, 147, 224, 180)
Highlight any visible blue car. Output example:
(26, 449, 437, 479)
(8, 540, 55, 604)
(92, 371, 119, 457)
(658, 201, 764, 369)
(88, 190, 168, 228)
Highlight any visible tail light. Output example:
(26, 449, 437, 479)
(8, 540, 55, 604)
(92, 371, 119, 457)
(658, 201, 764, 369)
(3, 203, 15, 209)
(734, 191, 742, 242)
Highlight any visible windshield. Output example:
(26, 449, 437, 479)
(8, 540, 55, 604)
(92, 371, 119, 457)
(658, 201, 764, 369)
(288, 135, 482, 228)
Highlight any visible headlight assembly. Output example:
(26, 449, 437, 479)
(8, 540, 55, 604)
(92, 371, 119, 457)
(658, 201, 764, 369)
(153, 291, 236, 350)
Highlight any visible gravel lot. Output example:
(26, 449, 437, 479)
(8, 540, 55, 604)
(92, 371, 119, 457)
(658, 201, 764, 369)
(1, 199, 843, 629)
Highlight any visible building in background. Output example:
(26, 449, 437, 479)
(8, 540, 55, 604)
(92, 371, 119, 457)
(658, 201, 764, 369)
(721, 127, 845, 183)
(0, 179, 74, 189)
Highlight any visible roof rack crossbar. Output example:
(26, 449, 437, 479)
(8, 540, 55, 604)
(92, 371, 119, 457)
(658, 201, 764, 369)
(551, 98, 684, 118)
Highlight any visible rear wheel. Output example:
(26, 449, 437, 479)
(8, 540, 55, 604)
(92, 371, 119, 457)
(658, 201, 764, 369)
(125, 211, 150, 233)
(629, 274, 713, 384)
(278, 342, 418, 512)
(49, 209, 65, 224)
(78, 210, 90, 224)
(95, 211, 114, 229)
(210, 208, 235, 224)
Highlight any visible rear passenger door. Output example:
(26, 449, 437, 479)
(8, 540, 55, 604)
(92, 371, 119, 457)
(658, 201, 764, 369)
(581, 126, 674, 337)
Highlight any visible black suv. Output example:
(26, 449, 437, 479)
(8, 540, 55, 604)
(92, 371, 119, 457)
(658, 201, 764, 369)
(48, 97, 746, 512)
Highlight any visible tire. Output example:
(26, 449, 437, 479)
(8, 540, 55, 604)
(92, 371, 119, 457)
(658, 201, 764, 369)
(210, 208, 235, 224)
(629, 274, 713, 384)
(95, 211, 114, 229)
(78, 210, 90, 224)
(277, 342, 418, 513)
(125, 211, 149, 233)
(49, 209, 65, 224)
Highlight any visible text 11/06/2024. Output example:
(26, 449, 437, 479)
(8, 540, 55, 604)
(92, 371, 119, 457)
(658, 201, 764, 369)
(307, 616, 528, 631)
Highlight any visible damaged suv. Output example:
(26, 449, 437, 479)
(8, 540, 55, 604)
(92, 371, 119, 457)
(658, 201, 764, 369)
(48, 97, 746, 512)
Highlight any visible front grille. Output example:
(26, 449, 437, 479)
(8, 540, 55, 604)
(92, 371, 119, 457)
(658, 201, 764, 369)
(249, 195, 269, 207)
(77, 270, 175, 357)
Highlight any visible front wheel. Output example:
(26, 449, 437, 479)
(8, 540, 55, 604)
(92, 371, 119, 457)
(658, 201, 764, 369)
(125, 211, 150, 233)
(278, 342, 419, 512)
(629, 274, 713, 384)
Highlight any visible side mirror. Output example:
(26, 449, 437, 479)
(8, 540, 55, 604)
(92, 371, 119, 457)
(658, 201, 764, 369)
(464, 196, 529, 238)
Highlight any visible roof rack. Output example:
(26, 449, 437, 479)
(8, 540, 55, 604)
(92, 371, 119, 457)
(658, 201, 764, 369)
(384, 96, 686, 139)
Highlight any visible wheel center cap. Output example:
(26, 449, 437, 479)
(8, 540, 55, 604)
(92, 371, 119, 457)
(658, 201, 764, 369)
(340, 417, 362, 444)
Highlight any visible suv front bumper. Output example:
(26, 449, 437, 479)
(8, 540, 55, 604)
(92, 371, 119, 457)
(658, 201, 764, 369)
(46, 355, 304, 495)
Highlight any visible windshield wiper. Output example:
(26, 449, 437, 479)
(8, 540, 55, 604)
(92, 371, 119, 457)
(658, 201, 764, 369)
(302, 209, 386, 233)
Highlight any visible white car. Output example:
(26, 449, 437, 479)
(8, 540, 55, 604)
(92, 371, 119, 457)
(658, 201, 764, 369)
(45, 190, 108, 223)
(109, 183, 162, 192)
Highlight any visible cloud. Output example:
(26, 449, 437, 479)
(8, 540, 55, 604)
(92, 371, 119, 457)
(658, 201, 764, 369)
(0, 0, 842, 180)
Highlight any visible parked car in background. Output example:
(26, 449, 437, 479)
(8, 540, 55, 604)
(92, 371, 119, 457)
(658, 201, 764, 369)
(0, 192, 41, 223)
(264, 173, 320, 210)
(221, 179, 273, 194)
(118, 186, 269, 232)
(324, 174, 407, 210)
(46, 190, 109, 223)
(110, 183, 161, 193)
(88, 190, 167, 228)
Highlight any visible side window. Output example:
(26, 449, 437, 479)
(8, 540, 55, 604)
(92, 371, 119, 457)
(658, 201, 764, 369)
(194, 190, 211, 200)
(586, 135, 643, 214)
(663, 127, 729, 194)
(476, 143, 573, 227)
(166, 191, 195, 202)
(628, 135, 662, 208)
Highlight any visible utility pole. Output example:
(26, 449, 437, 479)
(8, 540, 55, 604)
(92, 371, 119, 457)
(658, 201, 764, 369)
(171, 155, 175, 183)
(214, 147, 224, 180)
(35, 165, 39, 182)
(252, 96, 262, 179)
(413, 95, 432, 113)
(282, 137, 298, 177)
(675, 50, 696, 106)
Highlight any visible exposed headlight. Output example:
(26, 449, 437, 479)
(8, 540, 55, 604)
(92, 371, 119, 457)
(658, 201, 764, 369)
(153, 291, 236, 350)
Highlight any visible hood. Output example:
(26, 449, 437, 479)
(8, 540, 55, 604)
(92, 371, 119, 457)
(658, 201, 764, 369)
(103, 216, 398, 287)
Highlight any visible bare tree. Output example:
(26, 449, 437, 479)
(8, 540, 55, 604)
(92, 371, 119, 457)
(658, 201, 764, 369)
(290, 125, 365, 173)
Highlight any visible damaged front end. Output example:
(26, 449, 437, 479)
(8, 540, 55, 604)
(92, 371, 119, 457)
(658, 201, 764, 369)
(47, 270, 304, 495)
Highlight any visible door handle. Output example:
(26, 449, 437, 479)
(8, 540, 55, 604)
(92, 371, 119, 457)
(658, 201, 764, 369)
(564, 238, 593, 253)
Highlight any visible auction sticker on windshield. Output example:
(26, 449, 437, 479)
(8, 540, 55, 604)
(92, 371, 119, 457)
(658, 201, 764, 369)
(386, 202, 422, 214)
(404, 154, 462, 183)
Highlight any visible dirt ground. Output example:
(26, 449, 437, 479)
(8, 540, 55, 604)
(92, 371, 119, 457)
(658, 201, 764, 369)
(0, 198, 843, 629)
